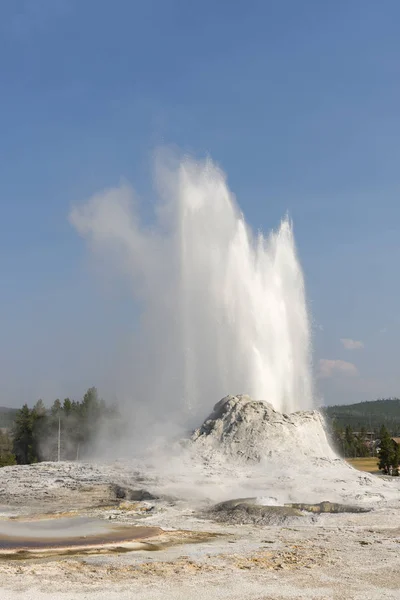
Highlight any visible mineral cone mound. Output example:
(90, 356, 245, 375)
(190, 394, 336, 463)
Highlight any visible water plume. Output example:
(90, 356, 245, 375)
(70, 151, 313, 429)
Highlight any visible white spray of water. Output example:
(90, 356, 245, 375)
(70, 152, 313, 427)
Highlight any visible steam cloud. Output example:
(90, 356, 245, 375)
(70, 151, 313, 434)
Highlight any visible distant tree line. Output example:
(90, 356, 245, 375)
(2, 393, 400, 473)
(326, 418, 400, 474)
(322, 398, 400, 435)
(328, 421, 371, 458)
(0, 387, 120, 466)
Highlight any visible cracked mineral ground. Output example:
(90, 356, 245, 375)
(1, 396, 399, 599)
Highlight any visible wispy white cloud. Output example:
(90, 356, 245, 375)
(318, 359, 359, 379)
(340, 338, 364, 350)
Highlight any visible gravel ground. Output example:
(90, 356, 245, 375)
(0, 458, 399, 599)
(0, 512, 400, 599)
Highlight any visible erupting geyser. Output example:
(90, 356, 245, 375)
(70, 152, 313, 422)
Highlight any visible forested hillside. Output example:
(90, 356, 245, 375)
(322, 398, 400, 435)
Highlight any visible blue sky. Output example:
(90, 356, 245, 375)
(1, 0, 400, 407)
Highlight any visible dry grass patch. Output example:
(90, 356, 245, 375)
(346, 457, 379, 473)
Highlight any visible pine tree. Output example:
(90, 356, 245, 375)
(356, 426, 369, 457)
(330, 419, 345, 456)
(63, 398, 72, 416)
(378, 425, 399, 472)
(51, 399, 62, 416)
(0, 430, 16, 467)
(80, 387, 101, 450)
(12, 404, 35, 464)
(344, 425, 356, 457)
(32, 399, 49, 461)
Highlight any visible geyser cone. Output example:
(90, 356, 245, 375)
(70, 152, 313, 424)
(191, 395, 335, 463)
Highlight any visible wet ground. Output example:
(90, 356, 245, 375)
(0, 460, 399, 598)
(0, 516, 162, 553)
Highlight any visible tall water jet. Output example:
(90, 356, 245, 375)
(70, 152, 313, 426)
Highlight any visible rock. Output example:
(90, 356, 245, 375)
(190, 394, 336, 463)
(286, 501, 371, 514)
(110, 485, 157, 502)
(206, 499, 303, 525)
(211, 497, 258, 510)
